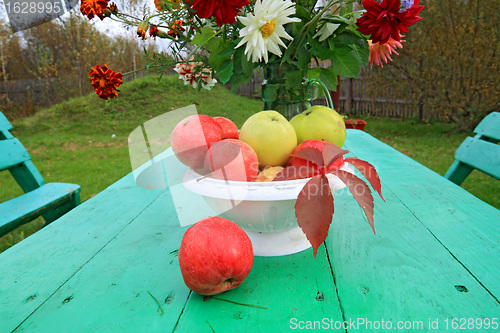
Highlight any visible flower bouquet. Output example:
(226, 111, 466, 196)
(82, 0, 423, 256)
(83, 0, 423, 104)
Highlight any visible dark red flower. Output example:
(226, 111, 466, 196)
(356, 0, 424, 44)
(188, 0, 250, 26)
(80, 0, 110, 20)
(89, 64, 123, 100)
(149, 26, 159, 39)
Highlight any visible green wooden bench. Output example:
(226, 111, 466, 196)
(445, 112, 500, 185)
(0, 112, 81, 237)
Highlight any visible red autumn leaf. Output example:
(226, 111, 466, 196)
(344, 157, 385, 201)
(294, 174, 334, 257)
(289, 147, 324, 167)
(330, 170, 376, 234)
(273, 165, 319, 181)
(321, 144, 349, 169)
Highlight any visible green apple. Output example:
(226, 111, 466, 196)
(239, 111, 297, 168)
(290, 105, 346, 148)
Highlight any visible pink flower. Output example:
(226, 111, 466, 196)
(369, 37, 405, 68)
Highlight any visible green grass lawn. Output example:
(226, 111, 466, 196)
(1, 74, 498, 252)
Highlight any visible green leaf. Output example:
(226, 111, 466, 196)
(218, 42, 238, 57)
(295, 45, 312, 69)
(205, 37, 222, 51)
(308, 37, 332, 61)
(286, 70, 304, 88)
(191, 27, 216, 46)
(349, 43, 369, 68)
(330, 45, 361, 78)
(307, 67, 321, 80)
(339, 2, 353, 16)
(294, 5, 311, 21)
(240, 51, 255, 77)
(216, 61, 233, 84)
(262, 84, 278, 105)
(319, 67, 338, 91)
(313, 23, 341, 42)
(334, 30, 366, 48)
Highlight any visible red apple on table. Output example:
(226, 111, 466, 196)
(178, 217, 254, 295)
(213, 116, 239, 139)
(204, 139, 259, 182)
(290, 140, 344, 174)
(170, 115, 222, 171)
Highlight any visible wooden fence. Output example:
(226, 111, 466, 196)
(0, 73, 148, 106)
(1, 70, 419, 119)
(229, 72, 419, 119)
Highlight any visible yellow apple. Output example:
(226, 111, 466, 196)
(239, 111, 297, 168)
(290, 105, 346, 148)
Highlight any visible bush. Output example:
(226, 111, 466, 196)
(363, 0, 499, 130)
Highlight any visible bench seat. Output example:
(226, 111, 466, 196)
(0, 182, 81, 236)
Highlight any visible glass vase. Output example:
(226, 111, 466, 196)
(261, 62, 333, 120)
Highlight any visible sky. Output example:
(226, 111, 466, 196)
(0, 0, 172, 51)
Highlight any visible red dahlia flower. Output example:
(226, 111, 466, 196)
(89, 64, 123, 100)
(356, 0, 424, 44)
(188, 0, 250, 26)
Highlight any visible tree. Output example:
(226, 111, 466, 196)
(363, 0, 499, 129)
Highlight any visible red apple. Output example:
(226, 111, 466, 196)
(178, 217, 254, 295)
(290, 140, 344, 173)
(170, 115, 222, 171)
(213, 116, 239, 139)
(204, 139, 259, 182)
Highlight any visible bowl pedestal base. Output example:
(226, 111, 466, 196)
(242, 226, 312, 257)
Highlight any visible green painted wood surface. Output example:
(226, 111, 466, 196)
(444, 160, 474, 185)
(0, 179, 163, 332)
(1, 130, 499, 332)
(0, 113, 79, 236)
(0, 112, 13, 132)
(445, 112, 500, 185)
(0, 182, 80, 236)
(474, 112, 500, 141)
(0, 138, 31, 171)
(454, 137, 500, 180)
(8, 160, 46, 192)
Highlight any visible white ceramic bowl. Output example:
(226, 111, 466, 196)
(183, 162, 354, 232)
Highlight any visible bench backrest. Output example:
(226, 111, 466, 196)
(445, 112, 500, 185)
(0, 112, 45, 193)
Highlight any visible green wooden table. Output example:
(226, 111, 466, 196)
(1, 130, 499, 332)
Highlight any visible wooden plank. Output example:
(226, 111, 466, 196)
(0, 112, 13, 132)
(8, 160, 46, 192)
(174, 247, 345, 332)
(0, 175, 163, 332)
(13, 190, 191, 332)
(0, 138, 30, 171)
(444, 160, 473, 185)
(454, 137, 500, 180)
(326, 186, 500, 331)
(0, 182, 80, 236)
(474, 112, 500, 141)
(343, 130, 500, 298)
